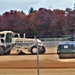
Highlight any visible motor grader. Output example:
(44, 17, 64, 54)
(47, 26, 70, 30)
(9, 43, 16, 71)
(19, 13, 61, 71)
(0, 31, 46, 55)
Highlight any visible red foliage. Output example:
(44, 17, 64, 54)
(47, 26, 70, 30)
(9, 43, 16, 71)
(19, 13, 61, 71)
(0, 8, 75, 37)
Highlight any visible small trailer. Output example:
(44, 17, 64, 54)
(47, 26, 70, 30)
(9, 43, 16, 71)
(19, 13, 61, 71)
(0, 31, 46, 55)
(57, 41, 75, 58)
(57, 28, 75, 58)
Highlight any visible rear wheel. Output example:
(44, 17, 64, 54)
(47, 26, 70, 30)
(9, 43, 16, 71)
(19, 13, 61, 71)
(40, 46, 46, 54)
(0, 47, 3, 55)
(1, 45, 11, 55)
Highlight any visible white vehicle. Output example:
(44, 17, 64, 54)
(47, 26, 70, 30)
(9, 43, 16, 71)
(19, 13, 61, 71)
(0, 31, 46, 55)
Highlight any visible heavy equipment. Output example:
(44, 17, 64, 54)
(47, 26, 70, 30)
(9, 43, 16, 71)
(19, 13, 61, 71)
(0, 31, 46, 55)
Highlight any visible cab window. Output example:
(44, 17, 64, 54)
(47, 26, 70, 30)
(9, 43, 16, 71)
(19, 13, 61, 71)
(0, 34, 4, 37)
(6, 33, 12, 43)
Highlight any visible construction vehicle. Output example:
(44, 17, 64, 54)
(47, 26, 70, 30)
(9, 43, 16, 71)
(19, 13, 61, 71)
(0, 31, 46, 55)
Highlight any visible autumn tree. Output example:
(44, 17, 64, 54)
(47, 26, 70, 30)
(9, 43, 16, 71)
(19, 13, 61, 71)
(0, 15, 2, 31)
(65, 10, 75, 34)
(51, 9, 65, 36)
(25, 13, 36, 37)
(1, 8, 75, 37)
(34, 8, 53, 37)
(29, 7, 37, 14)
(1, 10, 27, 34)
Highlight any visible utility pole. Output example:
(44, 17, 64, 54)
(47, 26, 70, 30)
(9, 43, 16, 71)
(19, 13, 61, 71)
(34, 36, 40, 75)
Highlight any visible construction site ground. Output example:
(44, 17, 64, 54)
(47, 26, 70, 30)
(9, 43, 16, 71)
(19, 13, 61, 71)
(0, 47, 75, 75)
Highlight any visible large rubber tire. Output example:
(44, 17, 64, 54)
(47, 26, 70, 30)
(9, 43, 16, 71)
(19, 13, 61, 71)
(40, 46, 46, 54)
(1, 45, 11, 55)
(30, 46, 46, 55)
(0, 47, 3, 55)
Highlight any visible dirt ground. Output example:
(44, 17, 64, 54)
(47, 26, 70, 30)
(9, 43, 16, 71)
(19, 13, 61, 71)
(0, 47, 75, 75)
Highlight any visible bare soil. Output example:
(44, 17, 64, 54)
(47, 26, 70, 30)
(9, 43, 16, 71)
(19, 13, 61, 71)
(0, 47, 75, 69)
(0, 47, 75, 75)
(0, 59, 75, 69)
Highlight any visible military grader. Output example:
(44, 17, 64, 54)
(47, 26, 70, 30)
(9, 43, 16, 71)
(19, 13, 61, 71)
(0, 31, 46, 55)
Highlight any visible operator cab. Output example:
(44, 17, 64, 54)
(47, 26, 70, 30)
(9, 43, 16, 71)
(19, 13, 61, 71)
(0, 31, 20, 43)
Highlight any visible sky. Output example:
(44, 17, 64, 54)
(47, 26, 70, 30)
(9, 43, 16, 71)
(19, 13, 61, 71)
(0, 0, 74, 14)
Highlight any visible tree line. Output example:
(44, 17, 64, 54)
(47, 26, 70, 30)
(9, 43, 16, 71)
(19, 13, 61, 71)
(0, 8, 75, 37)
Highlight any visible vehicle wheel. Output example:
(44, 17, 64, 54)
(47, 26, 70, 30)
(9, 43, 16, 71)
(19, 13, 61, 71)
(59, 56, 62, 59)
(0, 47, 3, 55)
(2, 45, 11, 55)
(40, 46, 46, 54)
(59, 54, 65, 59)
(31, 46, 39, 55)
